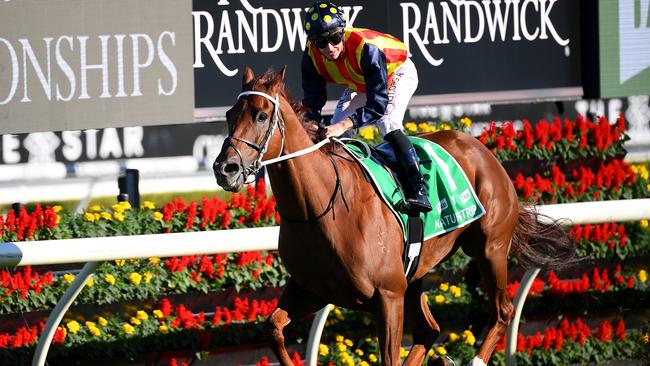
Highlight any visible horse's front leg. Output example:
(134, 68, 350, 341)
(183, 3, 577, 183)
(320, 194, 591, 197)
(375, 289, 406, 366)
(268, 279, 327, 366)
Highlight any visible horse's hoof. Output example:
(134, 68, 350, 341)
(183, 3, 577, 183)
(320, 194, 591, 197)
(427, 355, 457, 366)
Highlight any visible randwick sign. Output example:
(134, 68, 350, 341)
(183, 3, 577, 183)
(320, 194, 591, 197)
(194, 0, 581, 110)
(0, 0, 194, 134)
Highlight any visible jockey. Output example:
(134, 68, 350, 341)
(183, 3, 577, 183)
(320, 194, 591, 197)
(301, 2, 432, 213)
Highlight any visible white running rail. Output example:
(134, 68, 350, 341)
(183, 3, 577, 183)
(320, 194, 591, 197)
(0, 199, 649, 366)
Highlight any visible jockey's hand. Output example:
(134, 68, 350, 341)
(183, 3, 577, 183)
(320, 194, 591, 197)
(319, 118, 353, 140)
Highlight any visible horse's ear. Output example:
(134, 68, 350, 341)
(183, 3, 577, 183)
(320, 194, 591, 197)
(269, 65, 287, 90)
(242, 66, 254, 87)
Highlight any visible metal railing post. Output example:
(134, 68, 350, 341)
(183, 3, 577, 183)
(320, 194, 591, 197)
(305, 304, 332, 366)
(32, 261, 100, 366)
(505, 267, 541, 366)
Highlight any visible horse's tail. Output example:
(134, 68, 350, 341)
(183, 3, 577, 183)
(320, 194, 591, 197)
(511, 202, 579, 269)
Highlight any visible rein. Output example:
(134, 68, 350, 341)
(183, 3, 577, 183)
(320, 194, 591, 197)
(227, 90, 332, 183)
(278, 153, 350, 223)
(225, 89, 350, 222)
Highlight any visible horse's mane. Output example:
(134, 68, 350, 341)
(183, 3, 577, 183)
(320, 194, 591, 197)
(253, 69, 343, 153)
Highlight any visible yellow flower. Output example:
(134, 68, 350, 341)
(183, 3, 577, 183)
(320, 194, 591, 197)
(66, 320, 80, 334)
(336, 343, 347, 352)
(439, 282, 449, 292)
(56, 214, 61, 224)
(355, 349, 364, 356)
(427, 349, 435, 357)
(63, 274, 75, 284)
(460, 117, 472, 128)
(153, 310, 164, 319)
(450, 285, 462, 298)
(104, 274, 116, 285)
(114, 212, 125, 222)
(435, 295, 445, 304)
(418, 123, 431, 133)
(129, 272, 142, 285)
(359, 362, 369, 366)
(631, 164, 649, 180)
(404, 122, 417, 132)
(136, 310, 148, 320)
(142, 201, 155, 209)
(89, 205, 102, 212)
(90, 327, 101, 336)
(115, 259, 125, 266)
(440, 122, 452, 130)
(85, 321, 96, 329)
(448, 332, 460, 342)
(335, 335, 344, 343)
(159, 325, 169, 334)
(368, 354, 378, 363)
(153, 212, 164, 222)
(318, 344, 329, 356)
(86, 277, 94, 287)
(463, 330, 476, 346)
(84, 212, 96, 222)
(120, 201, 132, 210)
(100, 212, 112, 221)
(52, 205, 63, 213)
(641, 220, 649, 229)
(122, 323, 135, 334)
(130, 317, 141, 326)
(334, 307, 344, 320)
(435, 346, 447, 355)
(149, 257, 161, 265)
(642, 333, 649, 344)
(359, 127, 376, 141)
(639, 269, 647, 283)
(144, 271, 153, 283)
(399, 347, 409, 358)
(97, 317, 108, 326)
(344, 338, 353, 347)
(111, 204, 124, 213)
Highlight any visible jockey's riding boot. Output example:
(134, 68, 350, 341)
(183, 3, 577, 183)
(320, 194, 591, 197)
(384, 130, 433, 213)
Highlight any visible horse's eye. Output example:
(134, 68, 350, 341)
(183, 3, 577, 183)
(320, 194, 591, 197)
(257, 112, 268, 122)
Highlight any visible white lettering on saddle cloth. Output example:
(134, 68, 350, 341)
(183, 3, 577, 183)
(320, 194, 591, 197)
(434, 205, 478, 229)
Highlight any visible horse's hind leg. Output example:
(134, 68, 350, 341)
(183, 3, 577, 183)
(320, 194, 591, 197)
(472, 235, 514, 365)
(402, 278, 443, 366)
(268, 279, 326, 366)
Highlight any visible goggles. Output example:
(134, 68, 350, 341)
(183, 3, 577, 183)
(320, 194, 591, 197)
(312, 31, 344, 49)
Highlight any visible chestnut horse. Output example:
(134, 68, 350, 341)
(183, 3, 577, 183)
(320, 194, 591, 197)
(213, 67, 575, 366)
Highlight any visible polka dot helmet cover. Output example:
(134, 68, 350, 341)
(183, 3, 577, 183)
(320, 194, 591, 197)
(304, 2, 346, 38)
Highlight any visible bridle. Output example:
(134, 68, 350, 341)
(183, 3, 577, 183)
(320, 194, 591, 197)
(222, 89, 330, 183)
(221, 89, 351, 222)
(222, 90, 285, 184)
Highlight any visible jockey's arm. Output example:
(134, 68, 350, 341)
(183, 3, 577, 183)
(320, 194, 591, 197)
(349, 43, 389, 129)
(301, 51, 327, 123)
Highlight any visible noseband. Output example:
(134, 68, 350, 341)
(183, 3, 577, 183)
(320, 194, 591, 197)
(223, 90, 333, 183)
(223, 91, 285, 183)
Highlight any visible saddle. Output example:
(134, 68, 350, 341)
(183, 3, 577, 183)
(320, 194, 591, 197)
(340, 137, 486, 280)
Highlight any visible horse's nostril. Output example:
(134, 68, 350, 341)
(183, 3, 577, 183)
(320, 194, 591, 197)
(223, 163, 241, 175)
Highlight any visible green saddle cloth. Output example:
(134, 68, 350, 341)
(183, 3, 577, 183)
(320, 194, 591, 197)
(341, 136, 486, 242)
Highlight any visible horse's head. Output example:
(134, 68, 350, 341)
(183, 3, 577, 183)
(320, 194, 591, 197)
(213, 66, 287, 191)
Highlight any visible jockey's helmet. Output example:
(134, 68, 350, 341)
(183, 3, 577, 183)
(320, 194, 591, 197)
(304, 2, 346, 39)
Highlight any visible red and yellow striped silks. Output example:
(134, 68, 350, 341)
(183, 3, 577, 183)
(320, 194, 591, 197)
(307, 28, 408, 92)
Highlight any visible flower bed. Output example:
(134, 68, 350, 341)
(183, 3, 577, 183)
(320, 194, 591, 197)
(1, 114, 649, 365)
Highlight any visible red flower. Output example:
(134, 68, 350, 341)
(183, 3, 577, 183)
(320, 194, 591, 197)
(594, 320, 613, 342)
(291, 351, 305, 366)
(615, 320, 626, 341)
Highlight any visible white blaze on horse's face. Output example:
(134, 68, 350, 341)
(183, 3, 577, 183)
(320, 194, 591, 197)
(213, 69, 286, 192)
